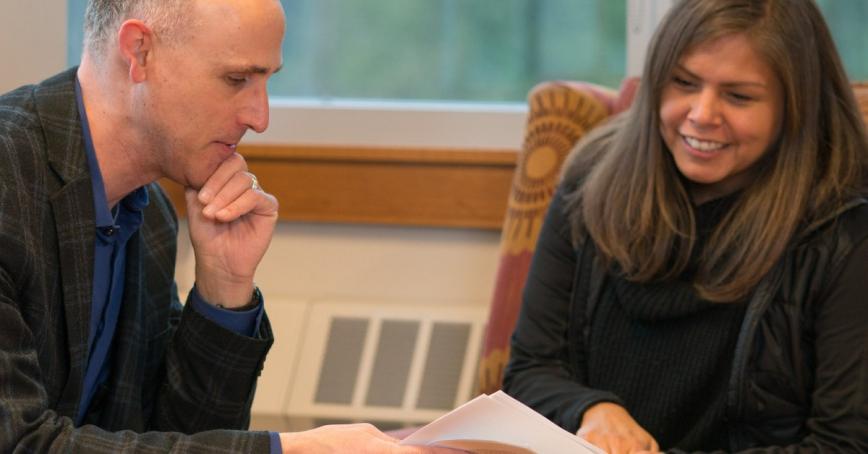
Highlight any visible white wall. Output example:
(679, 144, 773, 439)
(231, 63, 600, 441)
(174, 222, 500, 310)
(0, 2, 68, 93)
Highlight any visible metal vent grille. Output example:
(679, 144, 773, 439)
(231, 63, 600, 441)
(416, 322, 472, 410)
(286, 301, 487, 423)
(314, 317, 369, 404)
(365, 320, 420, 407)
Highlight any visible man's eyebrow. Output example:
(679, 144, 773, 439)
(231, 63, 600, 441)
(234, 64, 284, 75)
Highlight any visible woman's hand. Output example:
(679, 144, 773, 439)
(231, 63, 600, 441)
(577, 402, 659, 454)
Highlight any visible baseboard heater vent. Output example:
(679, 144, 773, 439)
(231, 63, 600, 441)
(285, 301, 487, 423)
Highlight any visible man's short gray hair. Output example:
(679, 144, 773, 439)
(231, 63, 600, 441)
(84, 0, 189, 56)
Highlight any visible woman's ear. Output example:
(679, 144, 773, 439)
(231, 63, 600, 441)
(117, 19, 153, 83)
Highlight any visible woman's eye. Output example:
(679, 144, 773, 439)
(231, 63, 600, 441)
(672, 76, 695, 89)
(728, 92, 754, 103)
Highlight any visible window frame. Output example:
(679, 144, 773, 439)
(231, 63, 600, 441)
(248, 0, 661, 149)
(34, 0, 667, 149)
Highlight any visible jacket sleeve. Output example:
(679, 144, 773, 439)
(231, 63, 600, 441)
(0, 229, 269, 453)
(0, 149, 274, 453)
(149, 296, 274, 435)
(502, 187, 624, 434)
(140, 184, 276, 437)
(0, 235, 274, 453)
(0, 272, 274, 453)
(672, 235, 868, 454)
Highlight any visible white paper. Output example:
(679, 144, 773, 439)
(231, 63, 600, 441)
(400, 391, 605, 454)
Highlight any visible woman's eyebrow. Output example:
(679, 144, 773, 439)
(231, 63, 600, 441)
(674, 64, 767, 89)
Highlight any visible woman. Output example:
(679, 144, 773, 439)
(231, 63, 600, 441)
(502, 0, 868, 452)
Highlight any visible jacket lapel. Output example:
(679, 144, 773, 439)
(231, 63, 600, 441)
(35, 67, 96, 415)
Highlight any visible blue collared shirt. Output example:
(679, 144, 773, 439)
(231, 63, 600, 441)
(74, 81, 275, 453)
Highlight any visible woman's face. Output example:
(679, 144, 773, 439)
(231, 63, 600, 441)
(659, 33, 784, 203)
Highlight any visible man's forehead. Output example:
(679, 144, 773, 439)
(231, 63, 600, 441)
(190, 0, 284, 19)
(182, 0, 285, 70)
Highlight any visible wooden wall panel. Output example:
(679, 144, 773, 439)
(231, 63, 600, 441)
(161, 144, 518, 230)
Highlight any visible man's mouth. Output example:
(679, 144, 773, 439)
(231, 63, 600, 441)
(213, 141, 239, 155)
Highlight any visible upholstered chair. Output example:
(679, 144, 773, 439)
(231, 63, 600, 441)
(477, 79, 638, 395)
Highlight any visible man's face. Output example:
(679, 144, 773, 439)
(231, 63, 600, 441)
(137, 0, 285, 189)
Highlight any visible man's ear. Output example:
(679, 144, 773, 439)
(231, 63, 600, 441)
(117, 19, 154, 83)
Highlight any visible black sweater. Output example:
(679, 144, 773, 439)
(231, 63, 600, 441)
(503, 188, 868, 452)
(593, 194, 745, 450)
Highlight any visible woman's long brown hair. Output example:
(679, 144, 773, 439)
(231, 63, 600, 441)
(564, 0, 868, 302)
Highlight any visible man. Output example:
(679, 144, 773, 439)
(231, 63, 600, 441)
(0, 0, 451, 452)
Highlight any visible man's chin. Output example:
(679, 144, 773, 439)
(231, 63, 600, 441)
(185, 163, 222, 191)
(160, 174, 204, 193)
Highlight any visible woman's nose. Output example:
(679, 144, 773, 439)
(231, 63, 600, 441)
(687, 89, 722, 127)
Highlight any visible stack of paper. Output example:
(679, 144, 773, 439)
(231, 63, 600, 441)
(400, 391, 604, 454)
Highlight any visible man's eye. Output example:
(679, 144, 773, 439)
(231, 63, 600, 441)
(226, 75, 247, 86)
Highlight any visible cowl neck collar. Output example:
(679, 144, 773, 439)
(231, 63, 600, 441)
(612, 192, 742, 321)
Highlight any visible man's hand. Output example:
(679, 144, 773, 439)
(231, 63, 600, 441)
(577, 402, 659, 454)
(279, 424, 462, 453)
(186, 153, 278, 308)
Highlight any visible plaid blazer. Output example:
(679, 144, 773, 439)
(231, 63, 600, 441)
(0, 68, 274, 453)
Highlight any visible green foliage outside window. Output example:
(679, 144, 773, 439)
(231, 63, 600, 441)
(274, 0, 625, 102)
(67, 0, 868, 103)
(814, 0, 868, 82)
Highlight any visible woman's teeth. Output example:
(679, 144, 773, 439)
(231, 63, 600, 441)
(684, 136, 726, 151)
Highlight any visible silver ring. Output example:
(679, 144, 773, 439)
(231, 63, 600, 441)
(250, 174, 261, 191)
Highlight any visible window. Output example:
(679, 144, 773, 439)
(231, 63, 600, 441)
(65, 0, 867, 148)
(67, 0, 626, 103)
(67, 0, 868, 102)
(815, 0, 868, 81)
(275, 0, 625, 102)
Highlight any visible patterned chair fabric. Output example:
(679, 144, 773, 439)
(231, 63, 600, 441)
(475, 78, 868, 396)
(477, 79, 635, 395)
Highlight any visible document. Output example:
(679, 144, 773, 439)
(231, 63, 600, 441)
(400, 391, 605, 454)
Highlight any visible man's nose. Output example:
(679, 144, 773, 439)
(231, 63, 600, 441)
(240, 86, 270, 133)
(687, 89, 722, 127)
